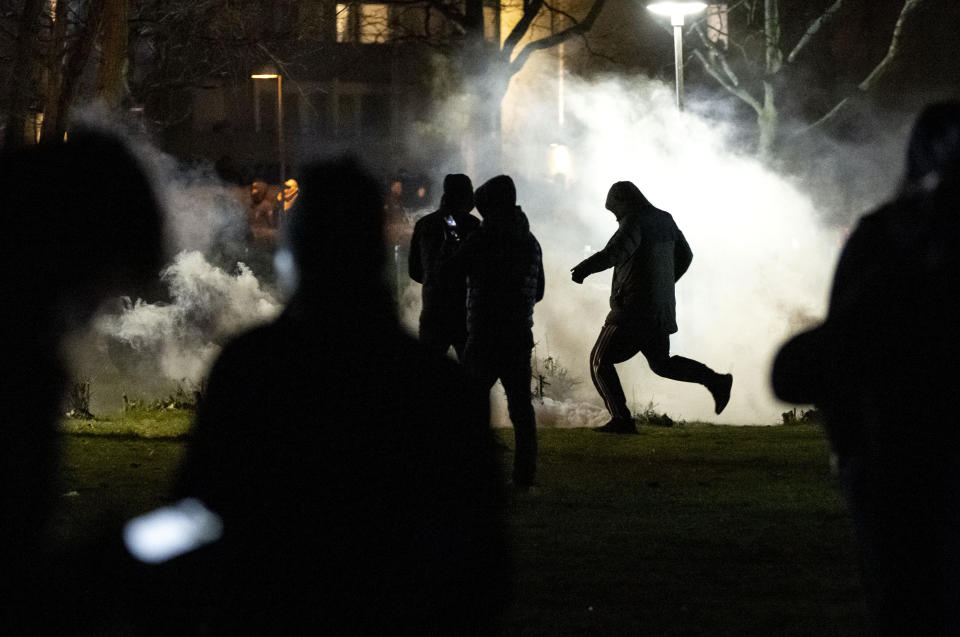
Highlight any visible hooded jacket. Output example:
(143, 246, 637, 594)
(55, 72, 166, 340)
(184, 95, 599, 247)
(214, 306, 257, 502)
(456, 206, 544, 347)
(409, 208, 480, 321)
(579, 203, 692, 333)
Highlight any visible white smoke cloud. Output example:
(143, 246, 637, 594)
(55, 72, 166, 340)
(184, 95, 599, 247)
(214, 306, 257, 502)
(420, 67, 888, 425)
(491, 396, 607, 429)
(96, 251, 281, 384)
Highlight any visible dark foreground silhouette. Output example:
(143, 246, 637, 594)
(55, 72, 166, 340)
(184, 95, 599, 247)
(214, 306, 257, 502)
(773, 101, 960, 636)
(571, 181, 731, 434)
(0, 130, 164, 632)
(170, 156, 507, 635)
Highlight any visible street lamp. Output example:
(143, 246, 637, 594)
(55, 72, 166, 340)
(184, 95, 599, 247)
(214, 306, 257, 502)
(647, 2, 707, 111)
(251, 68, 285, 210)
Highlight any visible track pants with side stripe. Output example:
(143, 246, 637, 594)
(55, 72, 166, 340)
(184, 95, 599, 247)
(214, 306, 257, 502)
(590, 322, 717, 420)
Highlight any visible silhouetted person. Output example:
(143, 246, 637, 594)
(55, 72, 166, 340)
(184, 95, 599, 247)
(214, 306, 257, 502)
(457, 175, 544, 490)
(0, 130, 164, 631)
(773, 102, 960, 636)
(174, 156, 506, 635)
(409, 174, 480, 360)
(571, 182, 732, 434)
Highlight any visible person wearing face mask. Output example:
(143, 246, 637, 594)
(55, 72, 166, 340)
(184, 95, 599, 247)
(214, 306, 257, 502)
(571, 181, 732, 434)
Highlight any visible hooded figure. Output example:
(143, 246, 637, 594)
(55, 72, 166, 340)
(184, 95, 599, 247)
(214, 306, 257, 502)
(408, 173, 480, 360)
(772, 101, 960, 636)
(0, 130, 164, 631)
(174, 156, 506, 635)
(570, 181, 732, 434)
(456, 175, 544, 490)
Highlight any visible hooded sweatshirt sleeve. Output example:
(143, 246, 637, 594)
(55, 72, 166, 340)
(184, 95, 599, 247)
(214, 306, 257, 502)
(573, 214, 643, 277)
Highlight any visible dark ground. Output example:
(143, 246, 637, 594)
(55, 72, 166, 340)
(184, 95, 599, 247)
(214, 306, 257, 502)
(51, 423, 866, 636)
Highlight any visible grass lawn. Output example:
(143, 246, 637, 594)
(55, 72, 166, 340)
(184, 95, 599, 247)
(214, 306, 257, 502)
(53, 419, 865, 636)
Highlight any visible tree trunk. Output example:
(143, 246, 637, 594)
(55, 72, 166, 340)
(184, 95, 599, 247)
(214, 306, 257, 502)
(758, 0, 782, 156)
(3, 0, 46, 150)
(757, 80, 778, 156)
(40, 0, 70, 143)
(95, 0, 130, 107)
(53, 0, 106, 141)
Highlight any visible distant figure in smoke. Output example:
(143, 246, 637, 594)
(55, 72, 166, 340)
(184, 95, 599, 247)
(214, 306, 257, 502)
(571, 182, 732, 434)
(0, 130, 163, 629)
(246, 178, 276, 244)
(773, 101, 960, 636)
(174, 156, 506, 634)
(409, 174, 480, 360)
(457, 175, 544, 490)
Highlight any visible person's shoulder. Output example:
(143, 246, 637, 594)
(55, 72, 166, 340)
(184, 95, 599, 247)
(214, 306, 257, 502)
(461, 213, 481, 230)
(213, 322, 277, 364)
(413, 209, 442, 230)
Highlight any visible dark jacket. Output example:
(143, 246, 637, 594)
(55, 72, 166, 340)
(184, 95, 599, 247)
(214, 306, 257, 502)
(409, 209, 480, 321)
(175, 296, 507, 634)
(457, 207, 544, 347)
(773, 188, 960, 456)
(580, 205, 692, 332)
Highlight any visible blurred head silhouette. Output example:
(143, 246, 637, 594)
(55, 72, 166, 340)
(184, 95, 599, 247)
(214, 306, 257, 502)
(280, 156, 387, 299)
(904, 101, 960, 192)
(474, 175, 516, 219)
(1, 128, 164, 329)
(440, 173, 473, 215)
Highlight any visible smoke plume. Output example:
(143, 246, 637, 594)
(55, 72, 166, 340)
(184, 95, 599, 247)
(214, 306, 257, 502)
(415, 66, 909, 425)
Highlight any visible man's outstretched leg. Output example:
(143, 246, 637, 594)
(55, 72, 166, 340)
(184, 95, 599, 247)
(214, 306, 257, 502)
(589, 324, 642, 433)
(639, 332, 732, 415)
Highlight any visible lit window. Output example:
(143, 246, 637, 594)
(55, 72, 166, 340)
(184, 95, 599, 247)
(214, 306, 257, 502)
(336, 3, 353, 42)
(359, 4, 389, 43)
(337, 3, 390, 44)
(706, 3, 728, 49)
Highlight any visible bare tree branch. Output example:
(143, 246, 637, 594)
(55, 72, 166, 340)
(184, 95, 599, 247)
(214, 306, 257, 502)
(692, 23, 741, 87)
(693, 48, 762, 113)
(805, 0, 927, 134)
(786, 0, 844, 65)
(502, 0, 544, 57)
(507, 0, 606, 76)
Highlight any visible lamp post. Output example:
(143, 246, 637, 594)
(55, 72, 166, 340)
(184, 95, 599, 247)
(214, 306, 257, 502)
(647, 2, 707, 111)
(251, 70, 284, 207)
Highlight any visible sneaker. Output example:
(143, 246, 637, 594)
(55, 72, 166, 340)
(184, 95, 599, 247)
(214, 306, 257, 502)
(593, 417, 637, 434)
(710, 373, 733, 415)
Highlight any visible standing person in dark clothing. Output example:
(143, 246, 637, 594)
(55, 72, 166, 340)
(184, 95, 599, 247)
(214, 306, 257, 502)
(773, 102, 960, 637)
(409, 174, 480, 360)
(458, 175, 544, 490)
(0, 130, 164, 632)
(571, 181, 732, 434)
(173, 156, 506, 635)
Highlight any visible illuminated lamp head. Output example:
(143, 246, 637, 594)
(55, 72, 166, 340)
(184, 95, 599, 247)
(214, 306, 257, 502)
(441, 173, 474, 215)
(605, 181, 651, 219)
(474, 175, 516, 219)
(905, 101, 960, 192)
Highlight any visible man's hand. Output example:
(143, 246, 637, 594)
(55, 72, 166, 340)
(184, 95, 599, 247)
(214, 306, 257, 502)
(571, 262, 590, 284)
